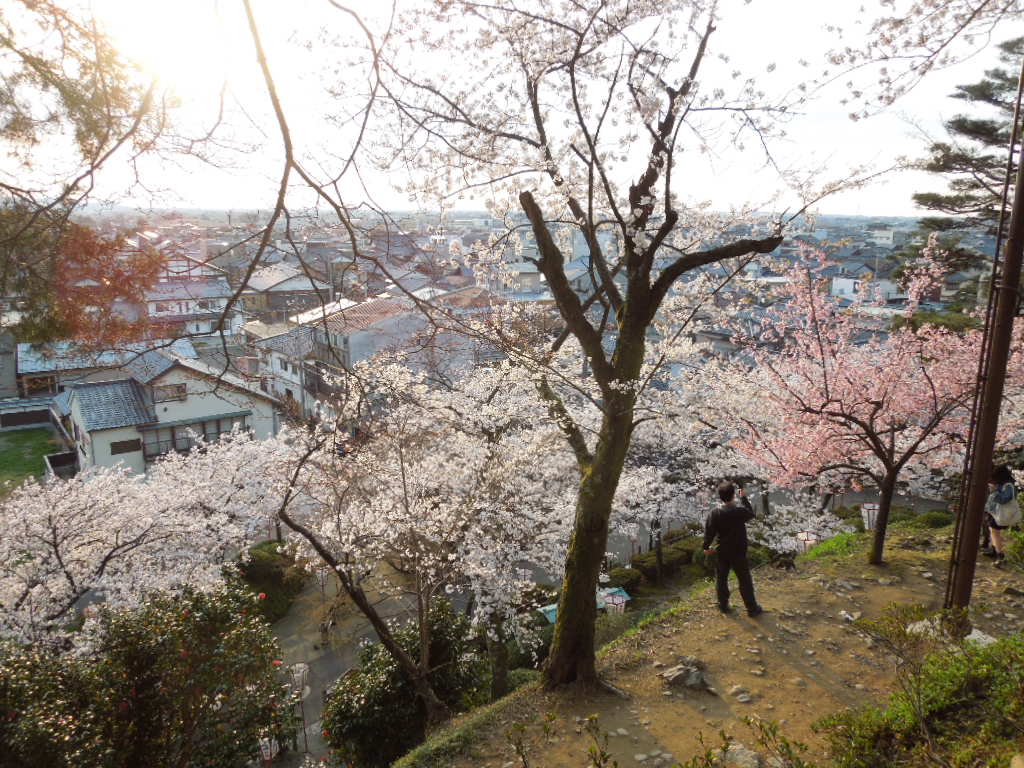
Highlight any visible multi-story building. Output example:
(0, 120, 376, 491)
(49, 348, 278, 475)
(241, 264, 332, 321)
(16, 339, 199, 396)
(144, 278, 244, 338)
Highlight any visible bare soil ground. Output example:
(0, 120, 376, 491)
(447, 531, 1024, 768)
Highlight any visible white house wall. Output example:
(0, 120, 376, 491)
(68, 396, 93, 468)
(88, 425, 147, 474)
(148, 367, 277, 439)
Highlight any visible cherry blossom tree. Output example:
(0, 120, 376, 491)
(828, 0, 1024, 117)
(0, 431, 291, 646)
(271, 361, 578, 725)
(230, 0, 1024, 688)
(367, 0, 810, 686)
(707, 257, 1024, 564)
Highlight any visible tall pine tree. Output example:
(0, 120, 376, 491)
(893, 37, 1022, 310)
(915, 37, 1023, 235)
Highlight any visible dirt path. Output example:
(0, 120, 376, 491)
(450, 532, 1024, 768)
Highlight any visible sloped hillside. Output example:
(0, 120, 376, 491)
(398, 529, 1024, 768)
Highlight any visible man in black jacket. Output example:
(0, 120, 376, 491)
(703, 481, 763, 617)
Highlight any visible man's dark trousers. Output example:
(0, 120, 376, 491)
(715, 552, 757, 612)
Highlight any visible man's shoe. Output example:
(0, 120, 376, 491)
(994, 552, 1006, 568)
(718, 605, 733, 614)
(982, 547, 998, 558)
(747, 606, 764, 618)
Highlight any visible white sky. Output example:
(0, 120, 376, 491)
(83, 0, 1024, 217)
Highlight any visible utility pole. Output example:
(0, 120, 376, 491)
(652, 517, 663, 584)
(945, 59, 1024, 613)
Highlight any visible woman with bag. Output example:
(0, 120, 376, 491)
(986, 465, 1020, 568)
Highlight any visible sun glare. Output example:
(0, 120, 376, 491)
(93, 0, 296, 103)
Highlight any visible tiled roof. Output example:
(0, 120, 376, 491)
(121, 349, 177, 384)
(245, 263, 328, 292)
(322, 297, 412, 333)
(72, 379, 155, 431)
(289, 298, 358, 326)
(52, 389, 72, 417)
(504, 262, 540, 273)
(17, 339, 197, 374)
(145, 279, 233, 302)
(293, 296, 412, 334)
(242, 320, 293, 340)
(246, 264, 297, 291)
(170, 355, 276, 403)
(254, 326, 316, 357)
(436, 286, 497, 310)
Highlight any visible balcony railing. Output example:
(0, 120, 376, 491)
(143, 438, 195, 460)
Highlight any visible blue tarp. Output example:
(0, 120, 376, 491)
(539, 587, 631, 624)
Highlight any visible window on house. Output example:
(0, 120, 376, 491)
(155, 302, 171, 312)
(173, 426, 193, 452)
(143, 417, 249, 460)
(154, 383, 187, 402)
(110, 438, 142, 455)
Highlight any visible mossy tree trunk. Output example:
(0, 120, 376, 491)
(518, 188, 782, 688)
(543, 393, 637, 685)
(486, 618, 509, 701)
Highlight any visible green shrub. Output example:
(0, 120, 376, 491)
(594, 610, 635, 649)
(0, 585, 293, 768)
(887, 504, 916, 524)
(659, 540, 700, 565)
(321, 600, 486, 768)
(834, 504, 951, 530)
(688, 543, 773, 576)
(691, 546, 714, 576)
(606, 567, 642, 593)
(834, 505, 866, 532)
(238, 540, 306, 623)
(1006, 529, 1024, 570)
(662, 524, 701, 544)
(662, 527, 689, 544)
(678, 562, 708, 584)
(507, 668, 540, 691)
(507, 623, 555, 670)
(747, 543, 774, 568)
(816, 635, 1024, 767)
(630, 536, 701, 582)
(912, 509, 954, 529)
(662, 543, 693, 569)
(629, 550, 661, 581)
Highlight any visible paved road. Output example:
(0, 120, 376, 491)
(272, 574, 417, 766)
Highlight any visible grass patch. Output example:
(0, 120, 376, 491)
(801, 530, 868, 562)
(817, 634, 1024, 767)
(392, 681, 540, 768)
(0, 428, 58, 494)
(394, 581, 715, 768)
